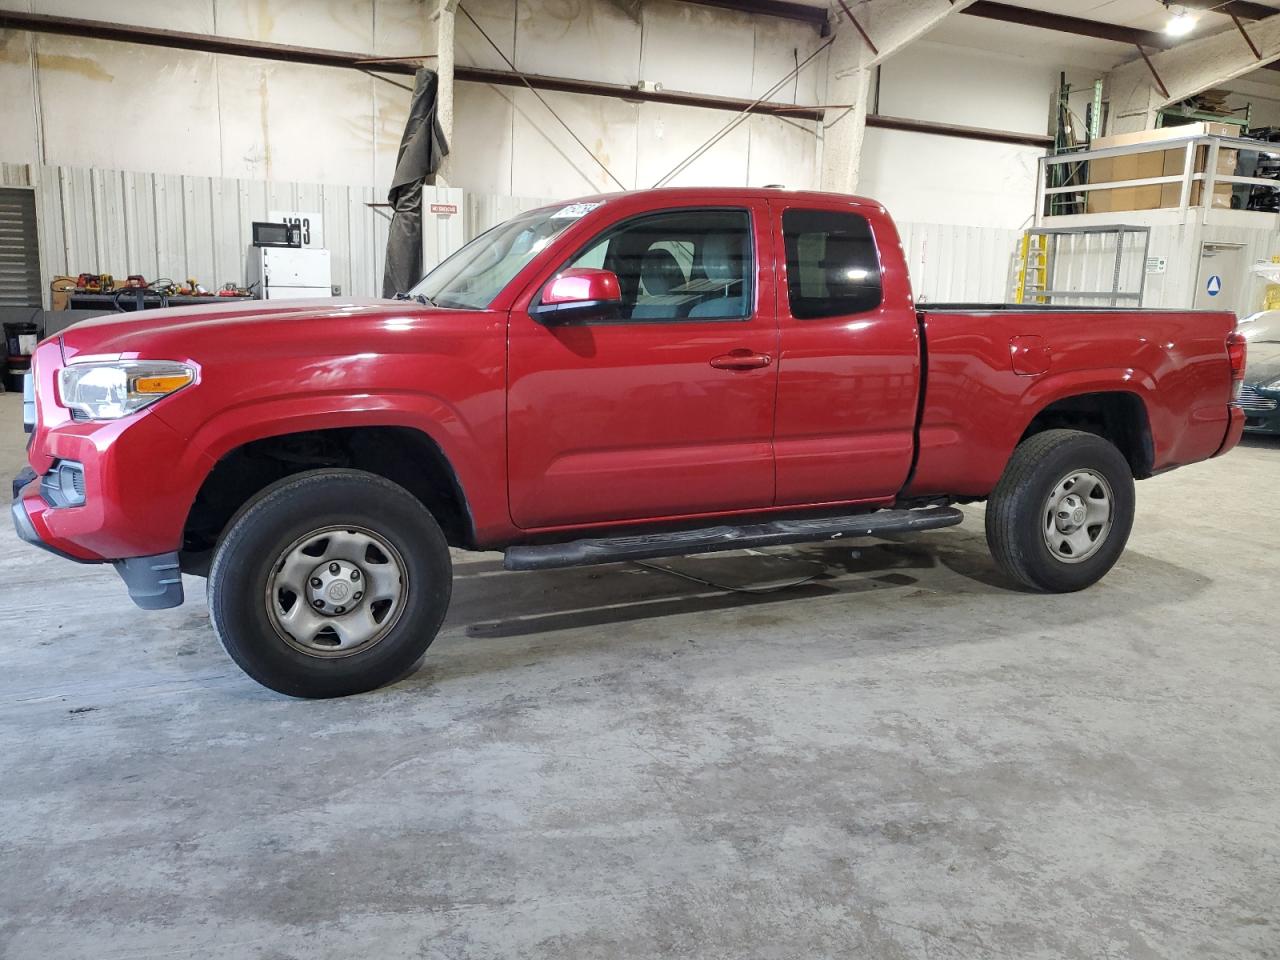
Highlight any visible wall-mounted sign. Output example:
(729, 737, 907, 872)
(430, 203, 459, 216)
(1206, 274, 1222, 296)
(1145, 256, 1167, 274)
(268, 210, 323, 248)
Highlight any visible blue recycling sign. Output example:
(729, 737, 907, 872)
(1206, 275, 1223, 296)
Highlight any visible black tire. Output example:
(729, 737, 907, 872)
(208, 469, 452, 698)
(985, 429, 1135, 593)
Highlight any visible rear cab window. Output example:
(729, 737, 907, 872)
(782, 208, 883, 319)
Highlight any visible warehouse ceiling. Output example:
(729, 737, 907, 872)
(932, 0, 1280, 90)
(963, 0, 1279, 32)
(682, 0, 1280, 86)
(771, 0, 1280, 28)
(944, 0, 1280, 86)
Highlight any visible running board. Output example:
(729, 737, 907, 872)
(503, 506, 964, 572)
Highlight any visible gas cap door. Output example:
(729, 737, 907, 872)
(1010, 335, 1050, 376)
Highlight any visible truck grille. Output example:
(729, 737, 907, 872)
(1238, 384, 1278, 413)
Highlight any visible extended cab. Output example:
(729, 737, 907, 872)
(11, 188, 1248, 697)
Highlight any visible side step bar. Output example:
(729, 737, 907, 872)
(504, 506, 964, 572)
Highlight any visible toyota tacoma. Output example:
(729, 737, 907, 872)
(11, 188, 1248, 697)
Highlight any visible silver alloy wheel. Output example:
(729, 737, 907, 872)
(266, 525, 408, 657)
(1042, 469, 1114, 564)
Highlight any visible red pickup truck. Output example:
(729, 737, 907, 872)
(12, 188, 1247, 697)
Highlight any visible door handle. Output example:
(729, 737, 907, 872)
(710, 350, 772, 371)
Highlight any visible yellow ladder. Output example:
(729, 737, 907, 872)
(1015, 232, 1049, 304)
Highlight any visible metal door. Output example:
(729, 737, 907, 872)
(1193, 242, 1245, 312)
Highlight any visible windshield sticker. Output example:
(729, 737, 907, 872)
(550, 202, 603, 220)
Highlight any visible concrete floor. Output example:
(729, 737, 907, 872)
(1, 390, 1277, 959)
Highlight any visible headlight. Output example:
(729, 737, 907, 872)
(1266, 378, 1280, 392)
(58, 360, 195, 420)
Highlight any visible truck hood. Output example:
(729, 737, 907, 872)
(57, 297, 455, 361)
(1246, 342, 1280, 387)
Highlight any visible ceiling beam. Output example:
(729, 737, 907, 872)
(674, 1, 1280, 79)
(0, 10, 396, 71)
(1108, 15, 1280, 131)
(866, 112, 1049, 147)
(1180, 1, 1280, 21)
(963, 2, 1175, 49)
(673, 0, 1280, 36)
(671, 0, 828, 29)
(454, 63, 824, 118)
(964, 0, 1280, 73)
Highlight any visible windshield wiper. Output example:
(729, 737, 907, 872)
(394, 291, 435, 306)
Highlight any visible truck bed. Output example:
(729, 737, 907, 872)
(906, 305, 1239, 499)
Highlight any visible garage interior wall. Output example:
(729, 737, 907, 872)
(860, 41, 1054, 230)
(0, 0, 1066, 299)
(449, 0, 825, 197)
(0, 162, 394, 300)
(0, 0, 439, 189)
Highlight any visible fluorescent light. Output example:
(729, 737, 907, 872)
(1166, 8, 1196, 36)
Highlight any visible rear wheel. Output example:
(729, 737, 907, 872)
(208, 469, 452, 697)
(985, 429, 1135, 592)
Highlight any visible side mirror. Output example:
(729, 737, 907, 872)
(530, 267, 622, 323)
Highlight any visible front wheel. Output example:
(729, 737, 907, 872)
(208, 469, 452, 697)
(985, 429, 1136, 592)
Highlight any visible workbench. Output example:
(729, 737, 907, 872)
(66, 292, 254, 312)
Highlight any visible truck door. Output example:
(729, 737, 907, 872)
(507, 201, 779, 529)
(770, 201, 921, 506)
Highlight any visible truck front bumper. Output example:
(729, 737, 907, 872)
(11, 467, 185, 610)
(10, 468, 82, 562)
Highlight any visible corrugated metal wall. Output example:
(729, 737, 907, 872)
(3, 161, 1023, 309)
(896, 221, 1021, 304)
(1, 162, 393, 306)
(1037, 231, 1151, 308)
(465, 193, 558, 241)
(421, 191, 555, 276)
(1031, 218, 1280, 317)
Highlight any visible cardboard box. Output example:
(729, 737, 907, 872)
(1087, 149, 1169, 213)
(1090, 121, 1237, 151)
(49, 277, 76, 311)
(1086, 125, 1240, 213)
(1158, 147, 1237, 208)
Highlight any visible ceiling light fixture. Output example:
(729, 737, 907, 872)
(1165, 4, 1197, 36)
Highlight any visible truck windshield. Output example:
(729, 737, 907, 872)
(410, 207, 584, 309)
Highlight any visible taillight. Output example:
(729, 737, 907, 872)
(1227, 331, 1247, 400)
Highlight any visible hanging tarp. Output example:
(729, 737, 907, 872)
(382, 67, 449, 298)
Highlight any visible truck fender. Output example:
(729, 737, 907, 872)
(1015, 368, 1157, 431)
(161, 390, 506, 542)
